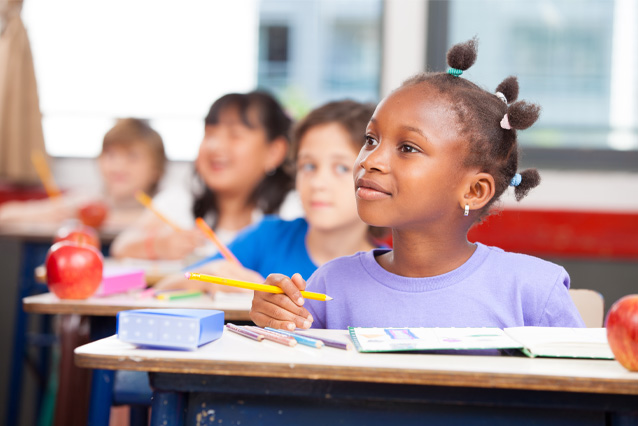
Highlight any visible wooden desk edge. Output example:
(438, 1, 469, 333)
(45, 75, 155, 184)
(74, 352, 638, 396)
(22, 300, 251, 320)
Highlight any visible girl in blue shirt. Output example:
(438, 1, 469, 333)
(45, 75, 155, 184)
(155, 100, 386, 292)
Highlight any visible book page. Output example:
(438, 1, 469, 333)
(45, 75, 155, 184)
(348, 327, 523, 353)
(503, 327, 615, 359)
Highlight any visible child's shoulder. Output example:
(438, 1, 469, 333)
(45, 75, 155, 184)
(315, 248, 388, 274)
(257, 215, 308, 232)
(478, 243, 567, 277)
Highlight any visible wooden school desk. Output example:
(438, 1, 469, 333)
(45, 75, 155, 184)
(23, 290, 252, 426)
(75, 330, 638, 426)
(0, 222, 120, 426)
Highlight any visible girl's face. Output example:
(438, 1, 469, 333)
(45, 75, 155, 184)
(98, 142, 158, 202)
(196, 107, 284, 197)
(353, 84, 470, 230)
(296, 123, 364, 233)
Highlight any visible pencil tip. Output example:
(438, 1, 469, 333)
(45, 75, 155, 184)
(325, 296, 333, 301)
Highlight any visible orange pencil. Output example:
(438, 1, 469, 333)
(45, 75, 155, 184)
(30, 150, 62, 198)
(135, 191, 183, 232)
(195, 217, 242, 266)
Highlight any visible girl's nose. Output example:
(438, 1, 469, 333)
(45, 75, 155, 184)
(358, 143, 389, 173)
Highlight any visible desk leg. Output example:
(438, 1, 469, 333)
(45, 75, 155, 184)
(53, 314, 91, 426)
(6, 240, 49, 426)
(150, 391, 186, 426)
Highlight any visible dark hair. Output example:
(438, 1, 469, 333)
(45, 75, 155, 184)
(101, 118, 167, 194)
(291, 100, 388, 244)
(291, 99, 375, 162)
(403, 37, 541, 218)
(193, 91, 294, 225)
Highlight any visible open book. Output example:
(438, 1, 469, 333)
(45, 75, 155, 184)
(348, 326, 615, 359)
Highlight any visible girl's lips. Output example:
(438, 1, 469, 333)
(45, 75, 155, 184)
(356, 186, 391, 201)
(355, 177, 391, 201)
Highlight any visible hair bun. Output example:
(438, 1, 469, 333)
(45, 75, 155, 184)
(507, 101, 541, 130)
(495, 76, 519, 104)
(514, 169, 541, 201)
(446, 37, 478, 71)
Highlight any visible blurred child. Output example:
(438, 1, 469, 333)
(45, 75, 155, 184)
(154, 100, 384, 293)
(249, 38, 585, 331)
(0, 118, 166, 227)
(110, 91, 294, 261)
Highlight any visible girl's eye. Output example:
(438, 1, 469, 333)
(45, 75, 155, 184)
(365, 136, 378, 147)
(297, 162, 315, 172)
(334, 164, 350, 174)
(399, 144, 419, 153)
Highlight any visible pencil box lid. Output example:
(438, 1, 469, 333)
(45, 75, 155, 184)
(117, 309, 224, 350)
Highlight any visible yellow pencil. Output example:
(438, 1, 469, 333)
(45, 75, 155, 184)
(30, 150, 62, 198)
(195, 218, 242, 266)
(185, 272, 333, 302)
(135, 191, 183, 232)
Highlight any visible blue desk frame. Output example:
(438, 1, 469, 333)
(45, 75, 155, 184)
(146, 373, 638, 426)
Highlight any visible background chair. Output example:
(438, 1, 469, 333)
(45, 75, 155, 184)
(569, 288, 605, 328)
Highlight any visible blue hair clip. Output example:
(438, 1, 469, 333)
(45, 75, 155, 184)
(447, 68, 463, 77)
(510, 173, 522, 187)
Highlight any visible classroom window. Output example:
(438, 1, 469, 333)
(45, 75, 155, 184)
(444, 0, 638, 152)
(257, 0, 382, 118)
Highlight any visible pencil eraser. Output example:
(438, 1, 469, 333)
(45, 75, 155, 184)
(117, 309, 224, 350)
(184, 272, 191, 279)
(94, 266, 146, 297)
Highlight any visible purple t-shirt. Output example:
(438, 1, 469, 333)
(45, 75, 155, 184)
(305, 243, 585, 330)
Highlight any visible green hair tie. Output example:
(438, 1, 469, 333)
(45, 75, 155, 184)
(447, 68, 463, 77)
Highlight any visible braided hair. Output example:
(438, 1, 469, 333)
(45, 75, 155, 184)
(403, 38, 541, 216)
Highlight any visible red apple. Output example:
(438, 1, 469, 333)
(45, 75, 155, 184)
(605, 295, 638, 371)
(78, 200, 109, 228)
(45, 241, 104, 299)
(54, 223, 101, 250)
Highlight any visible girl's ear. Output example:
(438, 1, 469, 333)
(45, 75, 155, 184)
(264, 137, 289, 172)
(459, 172, 495, 213)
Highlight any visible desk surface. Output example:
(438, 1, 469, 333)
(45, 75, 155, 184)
(23, 291, 252, 320)
(0, 223, 122, 243)
(75, 330, 638, 396)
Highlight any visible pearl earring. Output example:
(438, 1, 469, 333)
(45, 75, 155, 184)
(464, 204, 469, 216)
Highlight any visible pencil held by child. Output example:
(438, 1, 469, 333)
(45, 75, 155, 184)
(185, 272, 332, 302)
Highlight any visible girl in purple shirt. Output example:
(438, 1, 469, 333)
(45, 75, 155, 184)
(250, 38, 584, 331)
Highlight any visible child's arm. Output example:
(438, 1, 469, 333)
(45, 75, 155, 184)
(249, 273, 313, 331)
(154, 260, 264, 295)
(110, 211, 204, 259)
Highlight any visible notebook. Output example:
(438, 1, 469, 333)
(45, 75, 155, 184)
(348, 326, 614, 359)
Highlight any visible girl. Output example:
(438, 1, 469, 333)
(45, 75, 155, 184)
(110, 91, 294, 260)
(154, 100, 385, 292)
(250, 39, 585, 331)
(0, 118, 166, 228)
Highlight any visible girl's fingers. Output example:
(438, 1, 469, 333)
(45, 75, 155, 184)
(265, 273, 306, 306)
(250, 296, 313, 330)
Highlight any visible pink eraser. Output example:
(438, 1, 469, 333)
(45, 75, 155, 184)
(94, 267, 146, 297)
(184, 272, 191, 279)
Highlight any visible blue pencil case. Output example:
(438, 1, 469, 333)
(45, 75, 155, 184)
(117, 309, 224, 350)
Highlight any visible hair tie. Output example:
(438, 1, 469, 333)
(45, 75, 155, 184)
(447, 68, 463, 77)
(500, 113, 511, 130)
(495, 91, 507, 104)
(510, 173, 522, 187)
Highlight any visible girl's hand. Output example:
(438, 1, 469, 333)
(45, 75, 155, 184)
(249, 273, 313, 331)
(201, 260, 264, 293)
(153, 272, 213, 295)
(153, 228, 204, 260)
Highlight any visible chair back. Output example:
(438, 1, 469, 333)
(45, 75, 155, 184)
(569, 289, 604, 328)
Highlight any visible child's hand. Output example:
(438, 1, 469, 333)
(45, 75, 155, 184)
(201, 260, 264, 293)
(250, 273, 313, 331)
(154, 272, 214, 295)
(153, 228, 204, 260)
